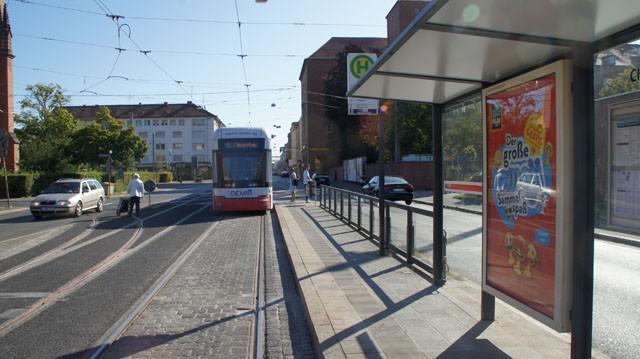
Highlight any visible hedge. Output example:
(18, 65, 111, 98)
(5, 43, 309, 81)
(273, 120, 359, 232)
(0, 171, 174, 199)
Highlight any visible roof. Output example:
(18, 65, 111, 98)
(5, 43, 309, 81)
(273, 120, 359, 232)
(348, 0, 640, 104)
(64, 101, 224, 126)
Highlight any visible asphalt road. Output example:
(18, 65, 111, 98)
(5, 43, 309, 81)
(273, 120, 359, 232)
(0, 181, 313, 358)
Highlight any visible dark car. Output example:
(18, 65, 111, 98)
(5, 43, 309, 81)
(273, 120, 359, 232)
(361, 176, 414, 204)
(313, 174, 330, 186)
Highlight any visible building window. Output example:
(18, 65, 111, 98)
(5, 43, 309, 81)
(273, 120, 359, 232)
(156, 143, 166, 150)
(153, 119, 160, 126)
(135, 120, 142, 127)
(192, 130, 205, 138)
(173, 131, 182, 138)
(192, 119, 205, 127)
(173, 154, 183, 162)
(126, 120, 132, 127)
(139, 132, 147, 138)
(170, 119, 176, 126)
(193, 143, 205, 150)
(178, 119, 185, 126)
(155, 154, 165, 162)
(172, 143, 183, 150)
(161, 119, 168, 126)
(156, 131, 165, 138)
(144, 119, 151, 126)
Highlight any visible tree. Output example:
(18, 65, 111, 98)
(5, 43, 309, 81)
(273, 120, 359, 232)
(324, 44, 384, 161)
(18, 83, 69, 122)
(14, 84, 79, 172)
(70, 107, 148, 169)
(442, 98, 483, 180)
(598, 67, 640, 98)
(391, 102, 432, 157)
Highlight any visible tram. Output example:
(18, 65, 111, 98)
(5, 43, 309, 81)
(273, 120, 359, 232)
(211, 127, 273, 212)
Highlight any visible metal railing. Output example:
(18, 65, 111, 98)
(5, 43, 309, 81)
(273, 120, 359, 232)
(318, 185, 439, 275)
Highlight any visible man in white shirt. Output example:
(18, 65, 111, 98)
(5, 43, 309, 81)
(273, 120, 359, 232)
(303, 164, 312, 203)
(127, 173, 144, 217)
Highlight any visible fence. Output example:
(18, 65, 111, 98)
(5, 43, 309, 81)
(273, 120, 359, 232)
(317, 185, 446, 277)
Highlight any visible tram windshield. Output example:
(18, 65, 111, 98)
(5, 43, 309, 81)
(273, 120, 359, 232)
(214, 139, 269, 188)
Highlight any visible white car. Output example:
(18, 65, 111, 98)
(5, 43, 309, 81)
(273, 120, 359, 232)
(30, 178, 105, 219)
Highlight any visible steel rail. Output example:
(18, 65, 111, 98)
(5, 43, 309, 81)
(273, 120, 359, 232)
(0, 197, 211, 337)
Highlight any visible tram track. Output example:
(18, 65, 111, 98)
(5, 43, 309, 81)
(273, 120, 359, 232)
(92, 211, 271, 359)
(0, 193, 213, 337)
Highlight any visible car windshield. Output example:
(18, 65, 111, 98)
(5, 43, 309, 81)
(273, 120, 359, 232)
(44, 182, 80, 194)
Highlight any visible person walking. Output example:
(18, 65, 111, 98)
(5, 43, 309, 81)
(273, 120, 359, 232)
(127, 173, 144, 217)
(303, 164, 312, 203)
(289, 167, 298, 202)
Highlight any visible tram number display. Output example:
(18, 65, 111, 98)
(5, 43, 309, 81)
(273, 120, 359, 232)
(221, 139, 262, 150)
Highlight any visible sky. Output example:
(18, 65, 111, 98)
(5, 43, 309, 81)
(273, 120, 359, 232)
(6, 0, 400, 153)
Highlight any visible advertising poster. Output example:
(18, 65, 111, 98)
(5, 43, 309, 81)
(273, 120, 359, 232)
(485, 74, 557, 318)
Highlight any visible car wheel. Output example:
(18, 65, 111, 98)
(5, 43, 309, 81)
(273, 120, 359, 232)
(95, 198, 103, 212)
(74, 202, 83, 217)
(405, 199, 413, 205)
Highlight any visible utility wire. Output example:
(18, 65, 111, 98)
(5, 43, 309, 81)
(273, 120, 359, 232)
(234, 0, 252, 126)
(15, 0, 385, 28)
(15, 33, 303, 57)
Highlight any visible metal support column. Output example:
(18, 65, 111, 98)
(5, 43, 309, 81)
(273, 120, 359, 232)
(433, 104, 446, 285)
(570, 44, 595, 359)
(378, 101, 386, 255)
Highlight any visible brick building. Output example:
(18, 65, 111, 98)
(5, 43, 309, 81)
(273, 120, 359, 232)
(295, 1, 429, 175)
(0, 1, 17, 172)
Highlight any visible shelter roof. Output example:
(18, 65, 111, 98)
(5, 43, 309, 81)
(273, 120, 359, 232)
(348, 0, 640, 104)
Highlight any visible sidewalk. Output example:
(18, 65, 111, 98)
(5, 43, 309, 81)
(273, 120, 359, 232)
(275, 199, 609, 358)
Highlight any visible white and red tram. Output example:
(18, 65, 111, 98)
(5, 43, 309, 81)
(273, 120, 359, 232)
(211, 127, 273, 212)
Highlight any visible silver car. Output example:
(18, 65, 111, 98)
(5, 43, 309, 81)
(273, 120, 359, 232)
(30, 178, 105, 219)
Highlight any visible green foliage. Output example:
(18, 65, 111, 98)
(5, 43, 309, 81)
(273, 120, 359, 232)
(323, 44, 384, 161)
(15, 106, 80, 172)
(598, 67, 640, 98)
(390, 102, 433, 156)
(323, 46, 433, 164)
(0, 170, 175, 199)
(70, 107, 148, 169)
(15, 84, 148, 172)
(443, 97, 483, 180)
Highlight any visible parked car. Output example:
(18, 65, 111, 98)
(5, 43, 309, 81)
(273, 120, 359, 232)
(361, 176, 414, 204)
(30, 178, 105, 219)
(313, 174, 330, 186)
(280, 170, 289, 177)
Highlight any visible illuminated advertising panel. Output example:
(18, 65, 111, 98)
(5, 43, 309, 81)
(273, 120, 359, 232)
(482, 60, 573, 332)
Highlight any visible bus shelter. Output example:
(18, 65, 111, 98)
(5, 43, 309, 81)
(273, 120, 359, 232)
(347, 1, 640, 357)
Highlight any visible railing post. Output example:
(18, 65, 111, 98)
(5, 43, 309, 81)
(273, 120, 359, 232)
(340, 191, 344, 218)
(369, 199, 374, 241)
(385, 203, 391, 249)
(347, 193, 352, 224)
(357, 195, 362, 230)
(333, 189, 337, 213)
(407, 210, 414, 263)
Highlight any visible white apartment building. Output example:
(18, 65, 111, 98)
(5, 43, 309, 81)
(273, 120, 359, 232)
(64, 101, 224, 170)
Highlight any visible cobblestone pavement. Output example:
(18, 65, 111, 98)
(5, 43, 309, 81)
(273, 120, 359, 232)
(103, 211, 314, 358)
